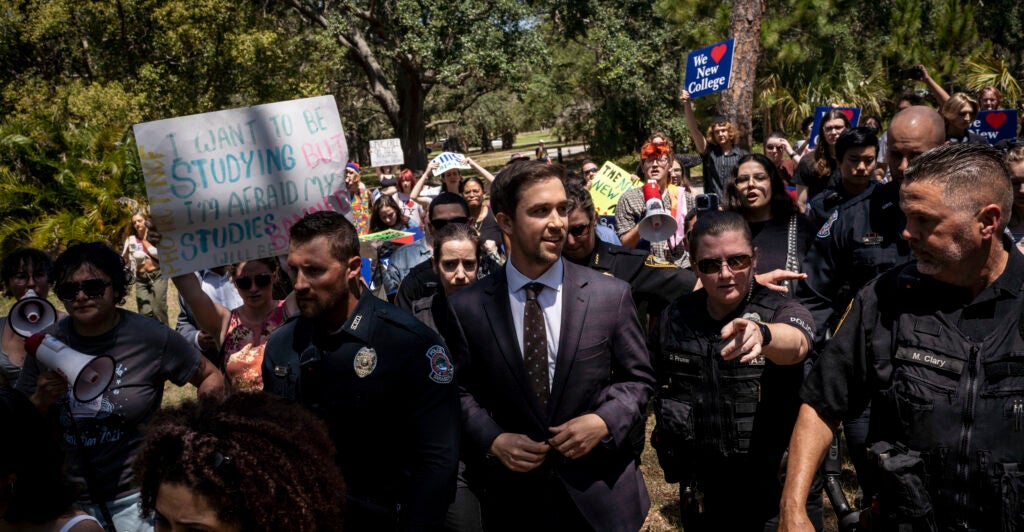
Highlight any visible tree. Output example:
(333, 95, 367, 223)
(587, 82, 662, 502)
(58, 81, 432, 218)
(279, 0, 546, 168)
(719, 0, 765, 149)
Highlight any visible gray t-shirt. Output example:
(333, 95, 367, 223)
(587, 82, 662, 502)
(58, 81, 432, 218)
(0, 318, 21, 388)
(16, 310, 200, 502)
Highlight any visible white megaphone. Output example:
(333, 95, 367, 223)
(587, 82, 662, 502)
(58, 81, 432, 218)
(9, 289, 57, 338)
(25, 333, 114, 403)
(638, 180, 678, 242)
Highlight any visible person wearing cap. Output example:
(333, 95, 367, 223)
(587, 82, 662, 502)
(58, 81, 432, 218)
(680, 90, 749, 198)
(535, 140, 549, 163)
(344, 162, 373, 235)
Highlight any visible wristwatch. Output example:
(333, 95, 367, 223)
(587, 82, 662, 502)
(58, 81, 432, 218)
(757, 322, 772, 347)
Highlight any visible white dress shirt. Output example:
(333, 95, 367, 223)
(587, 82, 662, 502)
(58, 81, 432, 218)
(506, 258, 564, 389)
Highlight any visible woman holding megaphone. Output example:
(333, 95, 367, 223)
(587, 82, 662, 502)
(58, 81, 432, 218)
(1, 248, 64, 388)
(15, 242, 225, 532)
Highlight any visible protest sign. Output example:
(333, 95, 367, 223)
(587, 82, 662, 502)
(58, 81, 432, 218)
(370, 138, 404, 167)
(133, 95, 349, 277)
(808, 106, 861, 149)
(431, 152, 471, 176)
(589, 161, 638, 216)
(359, 229, 415, 244)
(684, 39, 735, 99)
(969, 110, 1019, 144)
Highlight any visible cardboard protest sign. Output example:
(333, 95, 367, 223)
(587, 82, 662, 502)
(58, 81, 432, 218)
(358, 229, 415, 245)
(431, 152, 471, 176)
(969, 110, 1019, 144)
(808, 106, 861, 149)
(589, 161, 638, 216)
(133, 95, 349, 277)
(684, 39, 735, 99)
(370, 138, 404, 167)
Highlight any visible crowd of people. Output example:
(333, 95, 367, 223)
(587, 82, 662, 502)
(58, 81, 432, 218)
(3, 70, 1024, 532)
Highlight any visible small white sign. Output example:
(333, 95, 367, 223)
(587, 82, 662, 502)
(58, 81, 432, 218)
(370, 138, 404, 167)
(430, 152, 471, 176)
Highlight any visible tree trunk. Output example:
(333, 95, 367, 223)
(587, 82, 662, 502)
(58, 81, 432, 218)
(720, 0, 764, 151)
(396, 70, 429, 170)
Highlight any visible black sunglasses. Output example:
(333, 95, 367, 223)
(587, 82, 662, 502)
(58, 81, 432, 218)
(431, 216, 470, 231)
(235, 273, 273, 290)
(583, 167, 599, 175)
(56, 279, 112, 302)
(568, 223, 590, 237)
(696, 254, 753, 275)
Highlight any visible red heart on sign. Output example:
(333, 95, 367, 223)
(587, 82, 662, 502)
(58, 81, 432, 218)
(710, 44, 727, 64)
(986, 112, 1007, 130)
(841, 109, 854, 122)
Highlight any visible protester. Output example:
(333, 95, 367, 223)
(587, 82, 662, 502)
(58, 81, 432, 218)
(446, 160, 655, 530)
(173, 258, 296, 392)
(535, 139, 549, 162)
(134, 393, 345, 532)
(651, 210, 818, 531)
(175, 266, 243, 364)
(978, 85, 1003, 111)
(0, 388, 103, 531)
(369, 193, 416, 233)
(792, 109, 851, 212)
(725, 154, 815, 289)
(393, 168, 426, 228)
(580, 160, 599, 188)
(343, 162, 374, 234)
(781, 143, 1023, 531)
(807, 127, 880, 227)
(680, 90, 749, 198)
(1, 248, 57, 388)
(460, 175, 503, 256)
(262, 210, 459, 530)
(16, 242, 224, 531)
(410, 157, 495, 207)
(122, 212, 167, 324)
(940, 92, 988, 145)
(764, 130, 799, 184)
(378, 164, 399, 195)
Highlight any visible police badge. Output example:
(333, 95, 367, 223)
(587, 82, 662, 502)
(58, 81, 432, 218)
(354, 347, 377, 378)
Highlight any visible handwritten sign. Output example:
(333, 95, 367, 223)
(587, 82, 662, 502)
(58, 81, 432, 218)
(969, 110, 1018, 144)
(133, 95, 349, 277)
(370, 138, 404, 167)
(684, 39, 735, 99)
(589, 161, 638, 215)
(431, 152, 470, 176)
(808, 106, 861, 149)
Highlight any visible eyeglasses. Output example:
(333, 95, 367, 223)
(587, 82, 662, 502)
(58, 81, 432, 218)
(235, 273, 273, 290)
(56, 279, 112, 302)
(765, 144, 784, 152)
(431, 216, 470, 231)
(568, 223, 591, 237)
(583, 167, 599, 175)
(696, 254, 753, 275)
(734, 173, 770, 185)
(10, 271, 48, 285)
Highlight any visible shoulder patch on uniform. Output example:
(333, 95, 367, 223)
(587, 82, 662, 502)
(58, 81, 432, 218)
(426, 345, 454, 384)
(354, 347, 377, 378)
(817, 210, 838, 238)
(645, 255, 674, 268)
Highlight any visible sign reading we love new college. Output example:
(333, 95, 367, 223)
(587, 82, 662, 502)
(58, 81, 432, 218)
(968, 110, 1019, 144)
(684, 39, 735, 99)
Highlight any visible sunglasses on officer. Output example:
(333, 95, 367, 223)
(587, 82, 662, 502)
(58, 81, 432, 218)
(696, 254, 753, 275)
(56, 279, 112, 302)
(235, 273, 273, 290)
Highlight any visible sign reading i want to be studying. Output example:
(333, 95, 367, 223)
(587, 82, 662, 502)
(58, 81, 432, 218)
(133, 95, 349, 277)
(370, 138, 404, 167)
(969, 110, 1019, 144)
(684, 39, 735, 98)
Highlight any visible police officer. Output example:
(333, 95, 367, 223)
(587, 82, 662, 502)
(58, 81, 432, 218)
(262, 211, 460, 531)
(806, 127, 880, 228)
(780, 144, 1024, 531)
(562, 182, 696, 321)
(796, 107, 947, 492)
(651, 211, 819, 531)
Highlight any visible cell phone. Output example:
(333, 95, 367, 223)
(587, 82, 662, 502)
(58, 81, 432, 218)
(695, 193, 720, 211)
(900, 66, 924, 81)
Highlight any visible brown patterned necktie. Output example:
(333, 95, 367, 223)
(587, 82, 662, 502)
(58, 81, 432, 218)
(523, 282, 550, 407)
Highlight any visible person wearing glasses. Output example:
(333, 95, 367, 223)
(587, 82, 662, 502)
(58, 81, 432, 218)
(792, 109, 852, 213)
(580, 160, 599, 188)
(724, 154, 815, 294)
(1, 248, 61, 388)
(16, 242, 224, 532)
(172, 258, 296, 392)
(650, 210, 818, 531)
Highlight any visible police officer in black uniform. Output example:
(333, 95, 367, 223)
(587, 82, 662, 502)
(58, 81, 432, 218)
(781, 144, 1024, 531)
(262, 211, 459, 531)
(806, 127, 880, 229)
(651, 211, 819, 531)
(562, 182, 696, 322)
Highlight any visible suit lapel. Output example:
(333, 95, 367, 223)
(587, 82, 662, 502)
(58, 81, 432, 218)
(549, 263, 590, 414)
(482, 268, 548, 424)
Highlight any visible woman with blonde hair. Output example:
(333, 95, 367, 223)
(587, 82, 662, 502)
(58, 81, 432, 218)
(940, 92, 987, 145)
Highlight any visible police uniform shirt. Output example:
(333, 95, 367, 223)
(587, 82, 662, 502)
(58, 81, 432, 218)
(800, 238, 1024, 528)
(261, 289, 460, 529)
(807, 181, 876, 229)
(585, 238, 696, 316)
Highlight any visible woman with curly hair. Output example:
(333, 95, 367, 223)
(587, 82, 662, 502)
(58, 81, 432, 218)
(1, 248, 60, 388)
(122, 212, 168, 324)
(134, 393, 345, 531)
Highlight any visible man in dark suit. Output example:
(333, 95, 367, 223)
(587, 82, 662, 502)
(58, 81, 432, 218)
(446, 160, 655, 530)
